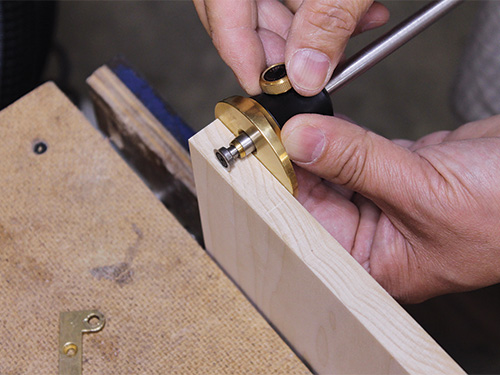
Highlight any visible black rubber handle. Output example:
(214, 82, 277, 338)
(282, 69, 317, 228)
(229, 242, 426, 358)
(251, 89, 333, 129)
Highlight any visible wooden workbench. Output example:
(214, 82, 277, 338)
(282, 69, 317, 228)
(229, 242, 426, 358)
(0, 83, 309, 373)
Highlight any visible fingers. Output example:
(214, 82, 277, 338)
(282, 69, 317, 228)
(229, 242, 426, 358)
(197, 0, 293, 95)
(350, 194, 380, 272)
(255, 0, 293, 66)
(281, 114, 428, 211)
(443, 114, 500, 141)
(203, 0, 265, 95)
(197, 0, 388, 96)
(392, 139, 414, 149)
(193, 0, 210, 33)
(399, 115, 500, 152)
(283, 0, 303, 13)
(353, 2, 390, 36)
(295, 167, 359, 250)
(285, 0, 375, 96)
(409, 130, 450, 151)
(256, 0, 293, 40)
(257, 29, 287, 67)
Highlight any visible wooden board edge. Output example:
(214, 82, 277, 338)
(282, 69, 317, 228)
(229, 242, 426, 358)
(87, 65, 195, 194)
(189, 119, 464, 374)
(87, 65, 203, 244)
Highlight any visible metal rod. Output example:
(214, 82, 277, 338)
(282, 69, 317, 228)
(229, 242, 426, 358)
(325, 0, 464, 94)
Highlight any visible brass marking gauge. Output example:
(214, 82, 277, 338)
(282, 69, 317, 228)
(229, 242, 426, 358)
(214, 0, 463, 195)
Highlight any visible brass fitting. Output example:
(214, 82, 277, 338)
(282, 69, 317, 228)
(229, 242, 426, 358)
(259, 63, 292, 95)
(214, 95, 297, 195)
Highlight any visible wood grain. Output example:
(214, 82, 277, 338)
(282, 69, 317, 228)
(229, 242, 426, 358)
(87, 65, 195, 194)
(190, 119, 464, 374)
(87, 65, 202, 242)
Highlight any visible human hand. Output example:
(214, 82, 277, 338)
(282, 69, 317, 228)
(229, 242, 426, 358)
(194, 0, 389, 96)
(281, 114, 500, 303)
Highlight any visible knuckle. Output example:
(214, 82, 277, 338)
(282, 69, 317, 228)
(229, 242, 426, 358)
(387, 286, 420, 304)
(370, 261, 417, 303)
(369, 240, 434, 304)
(305, 0, 358, 37)
(332, 130, 372, 189)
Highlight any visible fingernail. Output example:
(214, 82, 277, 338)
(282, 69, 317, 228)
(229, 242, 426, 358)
(283, 126, 325, 163)
(288, 49, 330, 93)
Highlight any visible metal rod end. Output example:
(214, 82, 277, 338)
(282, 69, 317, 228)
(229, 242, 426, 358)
(214, 146, 238, 171)
(214, 132, 256, 172)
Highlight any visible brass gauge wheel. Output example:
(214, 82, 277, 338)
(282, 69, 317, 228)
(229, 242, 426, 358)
(214, 63, 332, 196)
(215, 96, 298, 195)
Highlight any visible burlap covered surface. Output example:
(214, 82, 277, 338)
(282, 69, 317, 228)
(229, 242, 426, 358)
(0, 83, 309, 374)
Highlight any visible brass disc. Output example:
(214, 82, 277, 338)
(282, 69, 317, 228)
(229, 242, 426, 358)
(215, 96, 298, 195)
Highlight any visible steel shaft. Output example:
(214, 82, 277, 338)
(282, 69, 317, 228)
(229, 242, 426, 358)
(325, 0, 464, 94)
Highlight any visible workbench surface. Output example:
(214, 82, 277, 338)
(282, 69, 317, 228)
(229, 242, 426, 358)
(0, 83, 309, 374)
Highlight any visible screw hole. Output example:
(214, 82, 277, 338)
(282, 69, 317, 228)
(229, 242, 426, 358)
(63, 342, 78, 357)
(87, 314, 100, 327)
(33, 141, 48, 155)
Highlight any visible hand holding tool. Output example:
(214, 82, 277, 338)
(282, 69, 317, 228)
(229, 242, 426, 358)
(214, 0, 463, 195)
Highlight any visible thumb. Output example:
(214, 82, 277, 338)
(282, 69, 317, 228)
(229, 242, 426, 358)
(285, 0, 374, 96)
(281, 115, 427, 209)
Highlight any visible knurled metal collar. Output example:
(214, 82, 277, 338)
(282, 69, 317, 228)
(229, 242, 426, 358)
(259, 63, 292, 95)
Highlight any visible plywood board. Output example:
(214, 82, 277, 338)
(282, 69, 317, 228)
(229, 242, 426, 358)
(190, 119, 464, 374)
